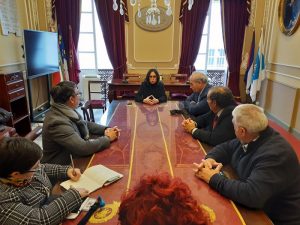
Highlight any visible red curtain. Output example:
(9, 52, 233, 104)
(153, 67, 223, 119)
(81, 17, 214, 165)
(94, 0, 128, 79)
(221, 0, 250, 97)
(178, 0, 211, 76)
(52, 0, 81, 84)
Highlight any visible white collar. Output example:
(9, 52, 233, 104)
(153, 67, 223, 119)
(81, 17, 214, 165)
(241, 136, 259, 153)
(216, 109, 224, 117)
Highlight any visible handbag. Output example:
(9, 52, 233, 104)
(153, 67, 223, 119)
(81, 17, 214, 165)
(0, 107, 12, 125)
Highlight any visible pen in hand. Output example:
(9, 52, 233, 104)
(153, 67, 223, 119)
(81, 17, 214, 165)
(70, 154, 76, 176)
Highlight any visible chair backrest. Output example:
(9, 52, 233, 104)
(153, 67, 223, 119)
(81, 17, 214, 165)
(88, 80, 107, 102)
(123, 74, 142, 83)
(170, 74, 188, 83)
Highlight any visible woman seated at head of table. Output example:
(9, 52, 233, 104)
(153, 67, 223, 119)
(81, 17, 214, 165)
(135, 68, 167, 105)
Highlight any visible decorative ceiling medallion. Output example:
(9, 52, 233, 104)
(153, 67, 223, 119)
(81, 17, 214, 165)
(278, 0, 300, 35)
(135, 7, 173, 32)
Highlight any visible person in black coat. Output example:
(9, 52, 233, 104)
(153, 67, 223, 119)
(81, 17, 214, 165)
(194, 104, 300, 225)
(135, 69, 167, 105)
(182, 86, 236, 146)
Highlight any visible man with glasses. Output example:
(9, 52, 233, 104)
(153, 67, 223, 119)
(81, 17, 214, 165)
(42, 81, 120, 165)
(135, 68, 167, 105)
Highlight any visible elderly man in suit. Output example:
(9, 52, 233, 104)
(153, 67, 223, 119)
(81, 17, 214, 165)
(182, 86, 236, 146)
(182, 71, 212, 117)
(194, 104, 300, 225)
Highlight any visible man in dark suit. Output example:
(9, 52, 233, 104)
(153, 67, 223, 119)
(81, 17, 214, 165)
(182, 86, 236, 146)
(181, 71, 212, 117)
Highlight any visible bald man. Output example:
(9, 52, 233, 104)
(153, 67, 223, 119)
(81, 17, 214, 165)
(182, 71, 212, 117)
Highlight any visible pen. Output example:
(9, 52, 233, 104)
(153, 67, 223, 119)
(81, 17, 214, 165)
(70, 154, 76, 176)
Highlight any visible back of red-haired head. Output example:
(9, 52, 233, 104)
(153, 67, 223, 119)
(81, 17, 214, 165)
(118, 173, 211, 225)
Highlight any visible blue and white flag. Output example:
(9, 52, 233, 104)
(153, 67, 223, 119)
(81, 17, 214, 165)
(244, 30, 255, 94)
(58, 26, 69, 81)
(250, 30, 266, 102)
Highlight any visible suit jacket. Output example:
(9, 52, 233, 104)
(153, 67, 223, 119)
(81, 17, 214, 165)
(192, 105, 236, 146)
(183, 84, 212, 117)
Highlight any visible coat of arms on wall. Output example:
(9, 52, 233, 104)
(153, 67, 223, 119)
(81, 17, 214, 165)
(135, 6, 173, 32)
(278, 0, 300, 35)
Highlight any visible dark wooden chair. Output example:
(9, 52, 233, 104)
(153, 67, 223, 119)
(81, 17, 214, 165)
(119, 74, 141, 100)
(81, 80, 107, 122)
(169, 74, 189, 100)
(80, 104, 92, 122)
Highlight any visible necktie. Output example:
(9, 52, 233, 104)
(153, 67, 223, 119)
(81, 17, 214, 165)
(212, 115, 219, 129)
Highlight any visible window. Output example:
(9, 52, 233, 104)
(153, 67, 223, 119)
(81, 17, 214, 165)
(216, 49, 225, 67)
(194, 0, 227, 73)
(78, 0, 112, 73)
(207, 49, 215, 65)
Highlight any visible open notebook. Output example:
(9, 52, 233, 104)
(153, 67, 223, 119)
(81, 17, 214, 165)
(60, 165, 123, 193)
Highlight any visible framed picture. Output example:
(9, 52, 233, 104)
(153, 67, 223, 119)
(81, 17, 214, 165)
(278, 0, 300, 35)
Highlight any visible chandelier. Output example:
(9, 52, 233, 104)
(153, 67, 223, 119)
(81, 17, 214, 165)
(113, 0, 177, 26)
(113, 0, 195, 25)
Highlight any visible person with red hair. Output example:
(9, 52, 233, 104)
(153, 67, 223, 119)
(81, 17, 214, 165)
(118, 173, 211, 225)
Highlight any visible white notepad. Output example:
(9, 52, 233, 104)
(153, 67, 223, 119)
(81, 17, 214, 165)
(60, 164, 123, 193)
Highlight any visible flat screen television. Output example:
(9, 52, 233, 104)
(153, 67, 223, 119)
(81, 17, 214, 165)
(23, 29, 59, 79)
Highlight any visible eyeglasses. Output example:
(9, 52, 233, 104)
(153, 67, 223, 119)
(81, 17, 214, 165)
(25, 162, 41, 173)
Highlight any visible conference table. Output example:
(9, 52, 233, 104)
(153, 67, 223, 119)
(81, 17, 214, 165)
(63, 100, 273, 225)
(107, 79, 192, 102)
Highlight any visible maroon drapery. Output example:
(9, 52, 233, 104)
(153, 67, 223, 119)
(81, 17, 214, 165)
(52, 0, 81, 84)
(220, 0, 250, 97)
(178, 0, 211, 76)
(94, 0, 127, 79)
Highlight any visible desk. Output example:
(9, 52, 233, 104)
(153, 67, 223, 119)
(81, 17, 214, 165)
(63, 101, 272, 225)
(107, 79, 192, 102)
